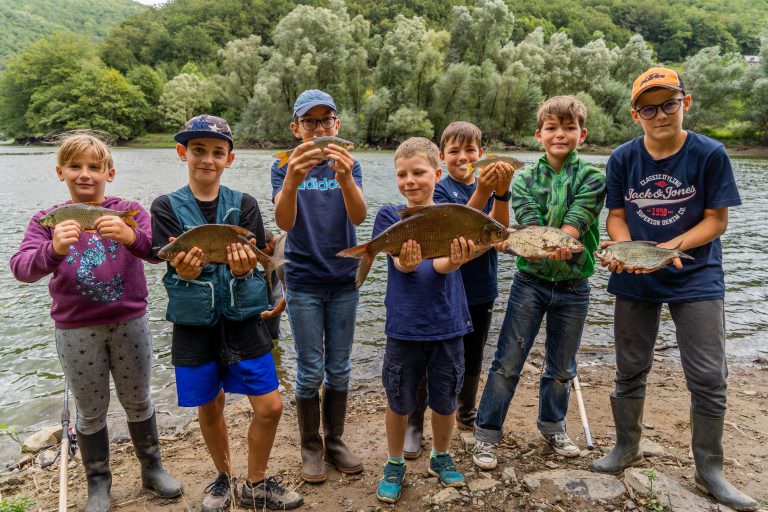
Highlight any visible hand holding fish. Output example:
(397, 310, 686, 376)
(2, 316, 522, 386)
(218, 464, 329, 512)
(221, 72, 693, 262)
(323, 144, 355, 184)
(52, 220, 82, 256)
(597, 240, 689, 274)
(284, 141, 323, 190)
(448, 236, 476, 266)
(395, 239, 423, 273)
(169, 240, 204, 280)
(227, 242, 259, 277)
(476, 165, 498, 196)
(491, 161, 516, 196)
(94, 215, 136, 246)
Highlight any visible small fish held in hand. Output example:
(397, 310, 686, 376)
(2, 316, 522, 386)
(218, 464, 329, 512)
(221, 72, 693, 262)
(594, 241, 693, 270)
(462, 154, 525, 175)
(274, 136, 355, 167)
(502, 225, 584, 259)
(38, 203, 138, 230)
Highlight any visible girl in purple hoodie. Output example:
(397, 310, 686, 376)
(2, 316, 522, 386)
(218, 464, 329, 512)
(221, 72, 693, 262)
(10, 134, 182, 512)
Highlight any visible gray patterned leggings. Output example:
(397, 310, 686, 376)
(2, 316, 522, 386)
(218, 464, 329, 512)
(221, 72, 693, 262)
(55, 315, 154, 434)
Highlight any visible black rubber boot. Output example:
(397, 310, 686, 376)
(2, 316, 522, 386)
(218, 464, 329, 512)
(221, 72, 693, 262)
(591, 396, 644, 474)
(456, 373, 481, 430)
(322, 388, 363, 474)
(296, 396, 327, 483)
(77, 427, 112, 512)
(692, 412, 759, 511)
(404, 377, 427, 460)
(127, 413, 183, 498)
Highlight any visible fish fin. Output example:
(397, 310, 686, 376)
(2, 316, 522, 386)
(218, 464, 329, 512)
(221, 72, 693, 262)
(397, 205, 432, 219)
(634, 240, 659, 245)
(354, 253, 374, 288)
(677, 250, 695, 260)
(506, 224, 528, 232)
(336, 242, 370, 259)
(86, 201, 102, 206)
(84, 229, 96, 233)
(230, 225, 256, 238)
(123, 209, 139, 228)
(274, 151, 290, 167)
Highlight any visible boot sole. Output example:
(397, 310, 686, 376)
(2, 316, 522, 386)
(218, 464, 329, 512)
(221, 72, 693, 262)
(403, 448, 422, 460)
(326, 457, 364, 474)
(144, 485, 183, 499)
(694, 477, 760, 512)
(590, 456, 644, 475)
(302, 472, 328, 483)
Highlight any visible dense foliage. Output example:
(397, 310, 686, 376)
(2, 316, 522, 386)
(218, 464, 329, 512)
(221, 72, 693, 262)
(1, 0, 767, 144)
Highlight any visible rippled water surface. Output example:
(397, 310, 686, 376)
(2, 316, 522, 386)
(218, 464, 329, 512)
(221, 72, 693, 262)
(1, 147, 766, 463)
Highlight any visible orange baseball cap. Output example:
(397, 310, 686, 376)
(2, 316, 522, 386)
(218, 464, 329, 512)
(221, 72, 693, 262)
(631, 67, 685, 105)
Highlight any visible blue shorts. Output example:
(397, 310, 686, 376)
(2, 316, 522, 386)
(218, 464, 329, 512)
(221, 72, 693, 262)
(382, 337, 465, 416)
(175, 351, 279, 407)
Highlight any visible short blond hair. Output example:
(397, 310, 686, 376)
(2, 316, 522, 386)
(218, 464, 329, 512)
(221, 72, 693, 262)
(536, 96, 587, 130)
(439, 121, 482, 151)
(57, 133, 113, 170)
(394, 137, 440, 169)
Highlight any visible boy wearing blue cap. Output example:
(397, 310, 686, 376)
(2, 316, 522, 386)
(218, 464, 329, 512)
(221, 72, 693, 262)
(151, 115, 303, 511)
(272, 90, 366, 483)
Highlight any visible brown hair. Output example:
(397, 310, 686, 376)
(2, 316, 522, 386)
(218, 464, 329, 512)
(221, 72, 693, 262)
(394, 137, 440, 169)
(536, 96, 587, 130)
(57, 133, 113, 170)
(439, 121, 482, 151)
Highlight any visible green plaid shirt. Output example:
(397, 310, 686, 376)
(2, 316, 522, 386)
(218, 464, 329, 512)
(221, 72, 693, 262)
(510, 151, 606, 281)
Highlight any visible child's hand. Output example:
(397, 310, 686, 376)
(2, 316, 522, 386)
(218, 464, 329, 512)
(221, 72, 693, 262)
(548, 247, 573, 261)
(52, 220, 82, 256)
(227, 242, 258, 277)
(170, 242, 204, 280)
(598, 240, 655, 274)
(492, 162, 516, 196)
(94, 215, 136, 246)
(285, 141, 323, 190)
(476, 166, 498, 196)
(655, 240, 684, 269)
(449, 236, 476, 266)
(324, 144, 355, 185)
(397, 239, 422, 272)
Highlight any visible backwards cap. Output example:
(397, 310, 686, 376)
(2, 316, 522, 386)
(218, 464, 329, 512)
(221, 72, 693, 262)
(293, 89, 336, 117)
(631, 67, 685, 105)
(174, 114, 233, 148)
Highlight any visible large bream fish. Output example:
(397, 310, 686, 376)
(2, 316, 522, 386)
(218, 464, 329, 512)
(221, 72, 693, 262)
(274, 136, 355, 167)
(502, 225, 584, 259)
(594, 241, 693, 270)
(157, 224, 285, 272)
(337, 204, 508, 287)
(38, 203, 138, 230)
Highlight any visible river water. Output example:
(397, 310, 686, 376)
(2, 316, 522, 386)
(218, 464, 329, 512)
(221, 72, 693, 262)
(1, 147, 766, 464)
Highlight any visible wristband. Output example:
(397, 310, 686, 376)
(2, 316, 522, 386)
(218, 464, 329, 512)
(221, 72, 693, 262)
(493, 190, 512, 202)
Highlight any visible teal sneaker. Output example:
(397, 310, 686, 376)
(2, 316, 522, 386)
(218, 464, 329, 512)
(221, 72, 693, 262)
(376, 461, 406, 503)
(429, 453, 465, 487)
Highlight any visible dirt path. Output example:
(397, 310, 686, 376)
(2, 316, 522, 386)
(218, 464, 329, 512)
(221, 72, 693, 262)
(3, 355, 767, 511)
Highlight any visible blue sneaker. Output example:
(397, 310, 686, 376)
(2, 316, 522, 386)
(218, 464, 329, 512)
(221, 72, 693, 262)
(429, 453, 465, 487)
(376, 461, 406, 503)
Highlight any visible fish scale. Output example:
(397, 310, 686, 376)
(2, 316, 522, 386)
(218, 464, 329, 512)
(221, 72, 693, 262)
(595, 241, 693, 270)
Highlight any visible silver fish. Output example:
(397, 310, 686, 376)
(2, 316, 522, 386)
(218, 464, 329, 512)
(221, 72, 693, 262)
(502, 225, 584, 259)
(594, 241, 693, 270)
(274, 136, 355, 166)
(463, 154, 526, 175)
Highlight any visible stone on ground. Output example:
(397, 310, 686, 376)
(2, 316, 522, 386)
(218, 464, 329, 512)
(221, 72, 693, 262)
(623, 467, 736, 512)
(22, 425, 61, 454)
(469, 478, 501, 493)
(523, 469, 626, 501)
(640, 438, 668, 457)
(428, 487, 462, 505)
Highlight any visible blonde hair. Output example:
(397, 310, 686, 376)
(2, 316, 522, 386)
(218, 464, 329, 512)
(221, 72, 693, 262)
(57, 133, 113, 170)
(394, 137, 440, 169)
(536, 96, 587, 130)
(439, 121, 482, 151)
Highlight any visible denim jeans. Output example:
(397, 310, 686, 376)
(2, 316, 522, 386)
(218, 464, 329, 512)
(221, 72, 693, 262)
(475, 272, 590, 443)
(285, 287, 359, 399)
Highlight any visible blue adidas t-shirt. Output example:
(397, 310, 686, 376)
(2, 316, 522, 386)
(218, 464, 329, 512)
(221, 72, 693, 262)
(434, 175, 498, 305)
(272, 159, 363, 292)
(605, 131, 741, 303)
(373, 205, 472, 341)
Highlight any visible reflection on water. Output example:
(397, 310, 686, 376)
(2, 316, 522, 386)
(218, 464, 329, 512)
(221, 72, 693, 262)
(1, 147, 766, 464)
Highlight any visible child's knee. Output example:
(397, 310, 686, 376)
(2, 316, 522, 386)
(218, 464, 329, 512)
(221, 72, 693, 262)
(253, 394, 283, 424)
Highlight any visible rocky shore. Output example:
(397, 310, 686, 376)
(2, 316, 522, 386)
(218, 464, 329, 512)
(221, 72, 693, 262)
(2, 353, 767, 511)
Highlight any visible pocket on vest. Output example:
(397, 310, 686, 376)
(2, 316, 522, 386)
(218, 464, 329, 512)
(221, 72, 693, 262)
(164, 274, 216, 325)
(226, 274, 269, 321)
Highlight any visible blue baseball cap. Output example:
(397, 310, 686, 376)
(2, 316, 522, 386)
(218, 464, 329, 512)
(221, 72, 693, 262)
(174, 114, 234, 149)
(293, 89, 337, 117)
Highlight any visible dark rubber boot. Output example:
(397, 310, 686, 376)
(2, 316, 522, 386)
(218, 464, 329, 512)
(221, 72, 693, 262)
(322, 388, 363, 474)
(77, 427, 112, 512)
(591, 397, 644, 474)
(128, 413, 183, 498)
(296, 396, 327, 483)
(404, 377, 427, 460)
(456, 373, 481, 430)
(692, 412, 759, 511)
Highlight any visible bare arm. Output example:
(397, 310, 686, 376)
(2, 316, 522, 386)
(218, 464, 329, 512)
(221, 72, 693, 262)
(659, 207, 728, 252)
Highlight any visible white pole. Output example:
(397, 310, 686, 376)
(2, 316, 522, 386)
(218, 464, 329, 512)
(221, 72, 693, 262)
(573, 375, 593, 450)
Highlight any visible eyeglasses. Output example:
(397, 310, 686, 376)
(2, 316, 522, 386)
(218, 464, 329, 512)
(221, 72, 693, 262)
(298, 116, 337, 130)
(634, 98, 684, 120)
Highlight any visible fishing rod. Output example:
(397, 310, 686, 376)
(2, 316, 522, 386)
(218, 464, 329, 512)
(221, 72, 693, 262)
(58, 382, 77, 512)
(573, 375, 593, 450)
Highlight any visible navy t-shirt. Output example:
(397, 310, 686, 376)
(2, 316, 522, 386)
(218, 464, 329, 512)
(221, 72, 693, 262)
(373, 205, 472, 341)
(434, 175, 498, 305)
(605, 131, 741, 303)
(272, 159, 363, 292)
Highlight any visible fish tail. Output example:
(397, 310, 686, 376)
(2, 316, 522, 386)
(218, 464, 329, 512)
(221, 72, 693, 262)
(677, 250, 695, 260)
(354, 253, 374, 288)
(274, 152, 290, 167)
(336, 243, 370, 259)
(260, 295, 286, 320)
(123, 209, 139, 228)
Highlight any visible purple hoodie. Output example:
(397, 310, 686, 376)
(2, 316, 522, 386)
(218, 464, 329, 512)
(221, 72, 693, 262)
(10, 197, 153, 329)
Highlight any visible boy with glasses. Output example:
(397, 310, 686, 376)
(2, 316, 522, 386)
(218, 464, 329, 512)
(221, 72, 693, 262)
(272, 89, 367, 483)
(592, 67, 758, 511)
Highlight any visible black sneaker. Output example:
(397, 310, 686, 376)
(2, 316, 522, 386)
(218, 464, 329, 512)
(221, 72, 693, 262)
(201, 473, 236, 512)
(238, 475, 304, 510)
